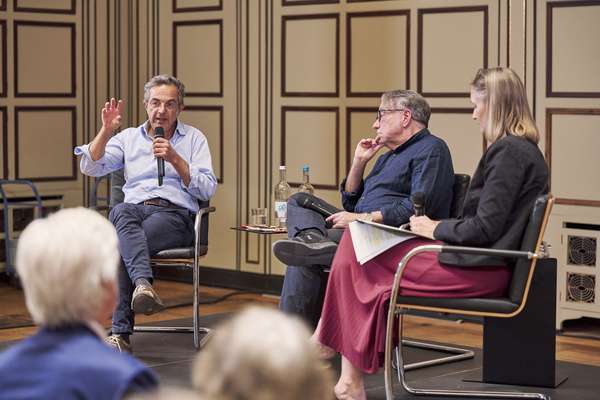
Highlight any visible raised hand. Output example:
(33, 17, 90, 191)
(101, 98, 124, 132)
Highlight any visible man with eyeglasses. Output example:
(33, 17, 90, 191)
(75, 75, 217, 352)
(274, 89, 454, 327)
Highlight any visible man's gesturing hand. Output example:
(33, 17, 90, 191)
(101, 98, 124, 132)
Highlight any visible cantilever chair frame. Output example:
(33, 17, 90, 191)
(384, 196, 554, 400)
(133, 203, 215, 349)
(91, 172, 215, 349)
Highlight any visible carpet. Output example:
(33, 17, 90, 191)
(136, 317, 600, 400)
(2, 313, 600, 399)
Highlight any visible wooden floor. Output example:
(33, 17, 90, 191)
(2, 280, 600, 367)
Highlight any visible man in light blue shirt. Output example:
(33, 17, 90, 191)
(74, 75, 217, 352)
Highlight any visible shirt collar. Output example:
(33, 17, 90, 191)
(392, 128, 429, 154)
(141, 120, 185, 138)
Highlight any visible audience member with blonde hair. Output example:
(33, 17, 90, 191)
(0, 207, 158, 399)
(314, 67, 549, 400)
(192, 306, 334, 400)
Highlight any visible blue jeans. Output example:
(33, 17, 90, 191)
(279, 193, 342, 327)
(109, 203, 194, 335)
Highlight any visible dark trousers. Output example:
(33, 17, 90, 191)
(109, 202, 195, 335)
(279, 193, 343, 327)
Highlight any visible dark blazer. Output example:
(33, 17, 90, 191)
(434, 134, 549, 266)
(0, 325, 158, 400)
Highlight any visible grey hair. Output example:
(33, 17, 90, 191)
(381, 89, 431, 127)
(16, 207, 120, 327)
(192, 306, 334, 400)
(143, 74, 185, 106)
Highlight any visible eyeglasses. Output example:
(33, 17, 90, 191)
(376, 108, 406, 122)
(147, 99, 179, 111)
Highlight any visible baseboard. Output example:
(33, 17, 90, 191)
(154, 265, 284, 295)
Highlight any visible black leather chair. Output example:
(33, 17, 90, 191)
(384, 195, 555, 400)
(91, 170, 215, 349)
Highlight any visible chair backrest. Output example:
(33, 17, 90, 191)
(507, 194, 553, 304)
(449, 173, 470, 218)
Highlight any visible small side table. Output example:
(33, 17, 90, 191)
(231, 225, 287, 235)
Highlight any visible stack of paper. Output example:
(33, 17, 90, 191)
(349, 220, 432, 265)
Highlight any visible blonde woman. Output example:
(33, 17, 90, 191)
(314, 67, 549, 400)
(193, 306, 334, 400)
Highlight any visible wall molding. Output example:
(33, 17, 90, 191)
(173, 0, 222, 13)
(281, 106, 339, 190)
(545, 107, 600, 207)
(281, 13, 339, 97)
(0, 106, 6, 179)
(14, 106, 77, 182)
(346, 10, 410, 97)
(14, 0, 75, 14)
(173, 19, 223, 97)
(546, 0, 600, 98)
(0, 20, 6, 98)
(282, 0, 338, 5)
(345, 107, 376, 173)
(417, 6, 488, 98)
(14, 20, 76, 98)
(183, 105, 224, 184)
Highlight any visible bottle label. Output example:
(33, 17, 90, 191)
(275, 201, 287, 218)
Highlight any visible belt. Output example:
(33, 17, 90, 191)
(141, 198, 184, 209)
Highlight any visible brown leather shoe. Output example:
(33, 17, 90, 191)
(105, 334, 132, 353)
(131, 282, 165, 315)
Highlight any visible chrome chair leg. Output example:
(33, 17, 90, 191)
(386, 309, 550, 400)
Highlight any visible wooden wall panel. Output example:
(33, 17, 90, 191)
(418, 6, 488, 97)
(547, 1, 600, 97)
(282, 14, 339, 97)
(14, 21, 76, 97)
(15, 106, 76, 181)
(347, 10, 409, 97)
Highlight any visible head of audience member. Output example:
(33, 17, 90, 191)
(143, 74, 185, 138)
(470, 67, 539, 145)
(16, 207, 120, 328)
(192, 306, 334, 400)
(373, 89, 431, 150)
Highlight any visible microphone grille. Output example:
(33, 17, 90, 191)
(154, 127, 165, 138)
(411, 192, 425, 206)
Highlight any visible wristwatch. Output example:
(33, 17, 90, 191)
(361, 212, 374, 222)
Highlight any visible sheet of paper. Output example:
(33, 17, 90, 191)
(349, 220, 416, 265)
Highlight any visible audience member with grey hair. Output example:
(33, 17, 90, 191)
(0, 207, 158, 399)
(192, 306, 334, 400)
(75, 74, 217, 352)
(273, 89, 454, 328)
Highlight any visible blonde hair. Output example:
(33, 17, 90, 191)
(16, 207, 120, 327)
(192, 306, 334, 400)
(471, 67, 539, 144)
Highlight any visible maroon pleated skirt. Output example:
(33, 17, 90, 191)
(318, 229, 511, 374)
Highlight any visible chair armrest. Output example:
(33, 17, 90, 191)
(440, 245, 540, 260)
(386, 243, 544, 341)
(197, 206, 216, 217)
(194, 206, 216, 252)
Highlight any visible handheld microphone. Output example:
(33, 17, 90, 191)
(296, 192, 338, 218)
(411, 192, 425, 216)
(154, 127, 165, 186)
